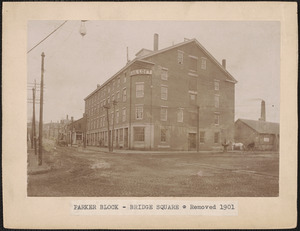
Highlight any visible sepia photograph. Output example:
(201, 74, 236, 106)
(27, 20, 280, 197)
(3, 2, 297, 229)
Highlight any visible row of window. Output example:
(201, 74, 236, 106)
(136, 82, 168, 100)
(87, 88, 127, 117)
(87, 128, 126, 144)
(87, 127, 221, 144)
(87, 74, 220, 118)
(178, 50, 207, 71)
(134, 127, 220, 144)
(88, 108, 127, 130)
(86, 73, 128, 107)
(200, 131, 220, 144)
(88, 108, 219, 130)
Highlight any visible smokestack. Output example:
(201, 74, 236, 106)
(259, 100, 266, 121)
(222, 59, 226, 69)
(126, 47, 129, 63)
(154, 33, 159, 51)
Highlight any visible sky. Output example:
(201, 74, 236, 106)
(27, 20, 280, 124)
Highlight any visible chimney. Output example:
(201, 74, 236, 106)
(71, 116, 74, 122)
(259, 100, 266, 121)
(126, 47, 129, 63)
(66, 115, 68, 120)
(154, 33, 159, 51)
(97, 84, 100, 88)
(222, 59, 226, 69)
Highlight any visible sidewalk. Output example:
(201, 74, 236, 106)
(27, 148, 52, 175)
(75, 145, 226, 155)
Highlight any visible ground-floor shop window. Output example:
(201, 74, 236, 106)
(214, 132, 219, 143)
(134, 127, 145, 141)
(200, 131, 205, 143)
(161, 128, 167, 142)
(119, 128, 123, 141)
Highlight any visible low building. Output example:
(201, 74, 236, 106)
(234, 119, 279, 151)
(66, 116, 87, 146)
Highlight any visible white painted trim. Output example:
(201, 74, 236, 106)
(188, 90, 198, 95)
(188, 72, 198, 77)
(189, 55, 199, 59)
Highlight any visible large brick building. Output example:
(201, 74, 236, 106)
(84, 35, 237, 150)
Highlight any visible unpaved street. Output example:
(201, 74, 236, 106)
(28, 143, 279, 197)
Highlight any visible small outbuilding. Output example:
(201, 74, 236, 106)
(234, 119, 279, 151)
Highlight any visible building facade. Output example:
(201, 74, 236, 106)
(235, 119, 279, 151)
(84, 35, 237, 150)
(66, 116, 87, 146)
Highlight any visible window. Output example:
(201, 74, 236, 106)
(214, 95, 219, 108)
(161, 128, 167, 142)
(201, 57, 207, 70)
(177, 108, 183, 122)
(135, 105, 143, 120)
(119, 129, 123, 141)
(214, 114, 219, 125)
(124, 72, 127, 83)
(116, 110, 119, 124)
(117, 78, 120, 87)
(264, 137, 270, 142)
(178, 51, 184, 64)
(161, 86, 168, 100)
(122, 108, 126, 122)
(189, 93, 197, 105)
(111, 112, 114, 125)
(214, 132, 220, 143)
(200, 131, 205, 143)
(214, 80, 220, 91)
(189, 77, 197, 91)
(112, 80, 115, 91)
(123, 88, 127, 102)
(100, 117, 103, 127)
(161, 107, 168, 121)
(117, 91, 120, 100)
(107, 85, 110, 93)
(136, 82, 144, 98)
(189, 56, 198, 71)
(134, 127, 145, 141)
(161, 69, 168, 80)
(111, 94, 114, 102)
(104, 131, 107, 142)
(107, 97, 110, 105)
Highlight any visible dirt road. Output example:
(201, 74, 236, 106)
(28, 144, 279, 197)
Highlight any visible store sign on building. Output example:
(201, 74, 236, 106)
(130, 69, 152, 76)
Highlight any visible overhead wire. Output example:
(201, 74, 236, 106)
(27, 20, 68, 54)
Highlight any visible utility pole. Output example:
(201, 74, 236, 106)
(38, 52, 45, 166)
(104, 104, 111, 152)
(31, 88, 34, 149)
(32, 80, 37, 155)
(197, 105, 200, 152)
(83, 113, 87, 148)
(112, 100, 118, 152)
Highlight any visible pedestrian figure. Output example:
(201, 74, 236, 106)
(222, 139, 229, 153)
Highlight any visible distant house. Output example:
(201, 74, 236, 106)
(66, 117, 87, 146)
(234, 119, 279, 151)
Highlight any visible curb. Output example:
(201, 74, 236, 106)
(28, 166, 52, 175)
